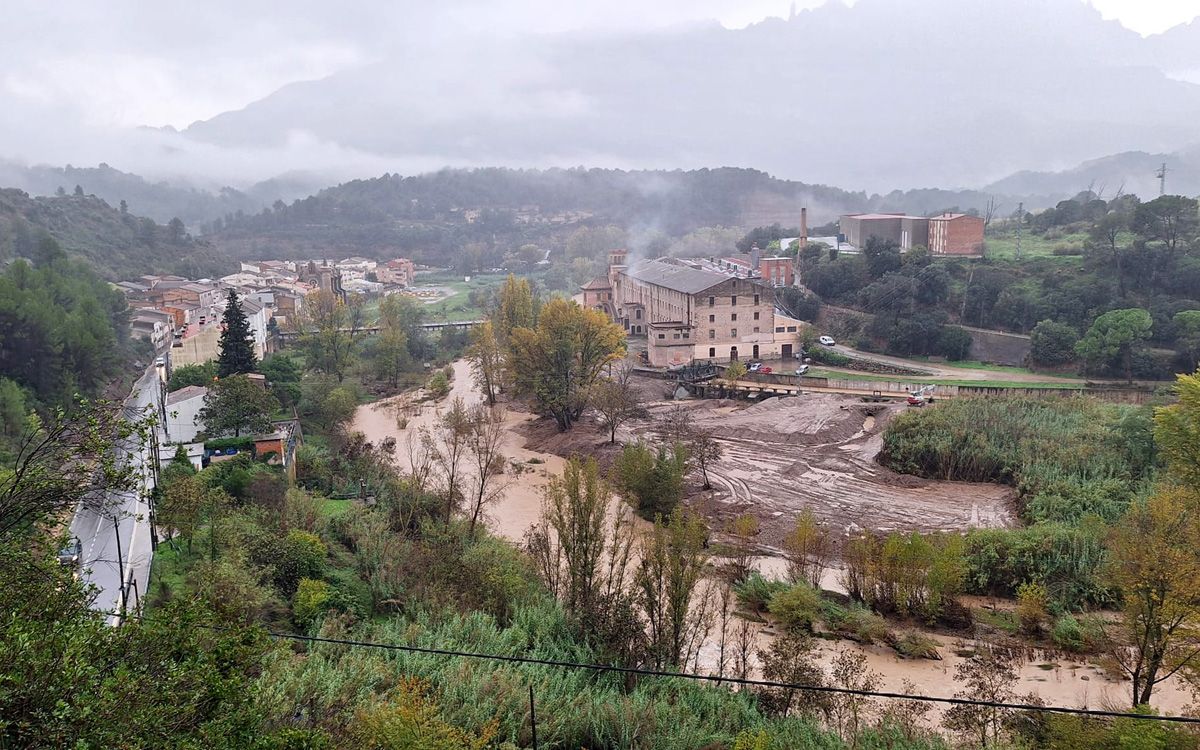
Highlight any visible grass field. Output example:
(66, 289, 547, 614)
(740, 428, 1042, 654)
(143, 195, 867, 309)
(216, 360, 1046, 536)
(804, 367, 1083, 390)
(415, 273, 511, 322)
(983, 228, 1088, 260)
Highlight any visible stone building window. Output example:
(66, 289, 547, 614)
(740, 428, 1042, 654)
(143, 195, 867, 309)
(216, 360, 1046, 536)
(754, 294, 760, 305)
(731, 296, 737, 306)
(753, 311, 760, 320)
(708, 296, 715, 306)
(731, 313, 737, 322)
(709, 329, 715, 339)
(731, 328, 737, 337)
(709, 314, 715, 322)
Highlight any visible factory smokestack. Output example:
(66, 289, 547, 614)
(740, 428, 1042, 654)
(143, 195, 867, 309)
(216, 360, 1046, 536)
(800, 206, 808, 246)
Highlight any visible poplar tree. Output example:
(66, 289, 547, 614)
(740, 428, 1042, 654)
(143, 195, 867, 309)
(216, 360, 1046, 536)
(217, 289, 257, 377)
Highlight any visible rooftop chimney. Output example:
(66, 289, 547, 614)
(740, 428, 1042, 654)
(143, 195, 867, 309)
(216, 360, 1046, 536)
(749, 243, 761, 277)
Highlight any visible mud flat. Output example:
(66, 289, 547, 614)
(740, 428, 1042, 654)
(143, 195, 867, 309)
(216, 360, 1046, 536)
(627, 394, 1016, 549)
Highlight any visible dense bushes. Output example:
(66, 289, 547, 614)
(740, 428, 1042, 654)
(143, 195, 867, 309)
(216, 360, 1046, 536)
(882, 397, 1156, 524)
(963, 523, 1111, 608)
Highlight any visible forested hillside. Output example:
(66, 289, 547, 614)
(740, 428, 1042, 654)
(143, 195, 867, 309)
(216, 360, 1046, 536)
(797, 192, 1200, 379)
(0, 188, 235, 280)
(209, 167, 1002, 262)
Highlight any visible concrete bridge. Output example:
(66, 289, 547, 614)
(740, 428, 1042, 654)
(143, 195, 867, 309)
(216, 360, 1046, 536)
(276, 319, 484, 340)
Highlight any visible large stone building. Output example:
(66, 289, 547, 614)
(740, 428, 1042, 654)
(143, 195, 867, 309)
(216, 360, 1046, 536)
(587, 250, 804, 367)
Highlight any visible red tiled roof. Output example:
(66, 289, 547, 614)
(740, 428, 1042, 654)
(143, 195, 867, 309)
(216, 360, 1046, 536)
(579, 276, 611, 291)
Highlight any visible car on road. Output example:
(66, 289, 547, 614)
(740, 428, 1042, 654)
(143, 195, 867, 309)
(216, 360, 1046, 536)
(795, 364, 810, 376)
(818, 335, 836, 346)
(58, 536, 81, 567)
(759, 366, 772, 374)
(154, 356, 165, 367)
(747, 362, 762, 372)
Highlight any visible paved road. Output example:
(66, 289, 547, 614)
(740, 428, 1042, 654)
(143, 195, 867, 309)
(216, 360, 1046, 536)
(70, 363, 165, 625)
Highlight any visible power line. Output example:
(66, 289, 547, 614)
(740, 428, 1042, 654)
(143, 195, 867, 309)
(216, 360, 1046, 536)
(113, 609, 1200, 726)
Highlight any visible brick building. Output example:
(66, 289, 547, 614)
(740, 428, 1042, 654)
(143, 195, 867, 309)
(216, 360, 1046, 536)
(928, 213, 985, 255)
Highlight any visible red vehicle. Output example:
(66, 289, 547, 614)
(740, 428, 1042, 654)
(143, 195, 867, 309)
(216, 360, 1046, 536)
(760, 366, 772, 374)
(905, 395, 926, 407)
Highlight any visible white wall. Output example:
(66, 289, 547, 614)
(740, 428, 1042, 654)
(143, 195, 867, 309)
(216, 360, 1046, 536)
(165, 393, 206, 444)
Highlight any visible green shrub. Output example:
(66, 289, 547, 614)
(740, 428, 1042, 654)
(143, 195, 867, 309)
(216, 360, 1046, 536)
(733, 573, 789, 614)
(1051, 614, 1085, 652)
(839, 605, 892, 645)
(1016, 582, 1049, 635)
(894, 631, 941, 660)
(767, 583, 823, 633)
(292, 578, 332, 629)
(427, 371, 450, 399)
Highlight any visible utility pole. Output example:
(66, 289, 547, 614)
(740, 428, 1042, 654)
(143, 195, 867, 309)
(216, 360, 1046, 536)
(113, 513, 126, 622)
(1015, 202, 1023, 260)
(1157, 162, 1168, 196)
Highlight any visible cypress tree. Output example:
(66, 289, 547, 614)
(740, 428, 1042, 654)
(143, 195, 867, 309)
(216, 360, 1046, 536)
(216, 288, 257, 377)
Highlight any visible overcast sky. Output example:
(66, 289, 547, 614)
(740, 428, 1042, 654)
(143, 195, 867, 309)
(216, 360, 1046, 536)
(2, 0, 1197, 132)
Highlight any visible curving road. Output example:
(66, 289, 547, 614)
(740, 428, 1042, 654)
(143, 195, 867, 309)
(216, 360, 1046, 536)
(69, 363, 165, 625)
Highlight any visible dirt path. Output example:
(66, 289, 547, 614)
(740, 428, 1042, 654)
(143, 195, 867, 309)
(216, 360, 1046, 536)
(825, 345, 1082, 383)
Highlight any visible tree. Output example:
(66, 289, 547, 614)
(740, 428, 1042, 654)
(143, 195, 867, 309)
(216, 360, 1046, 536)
(294, 290, 363, 383)
(199, 374, 278, 437)
(686, 424, 722, 490)
(259, 354, 302, 407)
(493, 274, 535, 343)
(782, 508, 834, 589)
(158, 473, 210, 553)
(0, 543, 271, 748)
(425, 397, 471, 524)
(508, 298, 626, 431)
(942, 644, 1033, 746)
(169, 361, 218, 391)
(528, 457, 634, 616)
(1075, 308, 1153, 383)
(1173, 311, 1200, 372)
(167, 217, 186, 244)
(1155, 372, 1200, 489)
(1029, 319, 1079, 368)
(724, 359, 747, 385)
(614, 441, 688, 519)
(1134, 195, 1199, 257)
(636, 507, 712, 669)
(73, 184, 84, 197)
(0, 402, 144, 540)
(373, 294, 413, 387)
(1089, 209, 1132, 298)
(755, 631, 825, 718)
(216, 289, 257, 377)
(1104, 487, 1200, 708)
(464, 404, 507, 538)
(590, 364, 644, 444)
(466, 321, 504, 405)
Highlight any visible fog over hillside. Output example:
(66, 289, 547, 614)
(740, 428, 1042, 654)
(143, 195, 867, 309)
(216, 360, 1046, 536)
(1, 0, 1199, 195)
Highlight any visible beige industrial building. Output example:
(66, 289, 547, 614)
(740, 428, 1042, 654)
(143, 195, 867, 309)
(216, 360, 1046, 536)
(585, 250, 805, 367)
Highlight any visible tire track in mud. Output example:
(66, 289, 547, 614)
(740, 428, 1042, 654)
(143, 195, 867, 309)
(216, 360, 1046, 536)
(632, 394, 1015, 547)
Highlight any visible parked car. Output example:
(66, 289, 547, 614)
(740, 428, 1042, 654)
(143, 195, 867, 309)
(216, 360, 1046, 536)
(154, 356, 165, 367)
(818, 335, 836, 346)
(795, 364, 810, 376)
(747, 362, 763, 372)
(760, 366, 772, 374)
